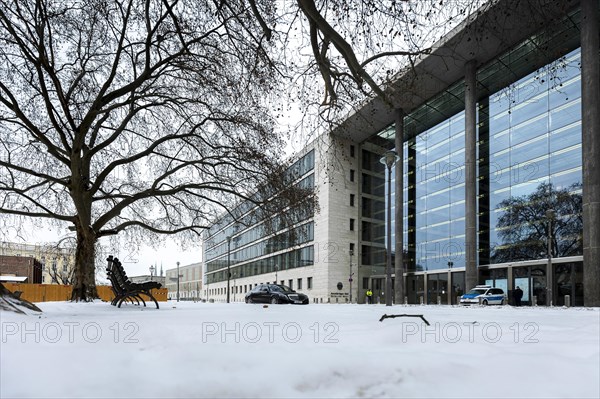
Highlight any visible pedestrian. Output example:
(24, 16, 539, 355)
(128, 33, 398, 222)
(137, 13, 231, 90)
(366, 289, 373, 304)
(513, 286, 523, 307)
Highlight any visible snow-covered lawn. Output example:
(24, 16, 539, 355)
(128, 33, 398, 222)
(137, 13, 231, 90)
(1, 301, 599, 398)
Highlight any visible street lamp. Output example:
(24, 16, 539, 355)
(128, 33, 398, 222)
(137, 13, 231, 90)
(349, 249, 354, 303)
(274, 264, 278, 284)
(380, 150, 400, 307)
(546, 209, 555, 306)
(226, 236, 231, 303)
(176, 261, 180, 302)
(233, 271, 237, 302)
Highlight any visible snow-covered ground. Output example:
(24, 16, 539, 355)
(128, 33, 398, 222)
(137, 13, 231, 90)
(1, 301, 599, 398)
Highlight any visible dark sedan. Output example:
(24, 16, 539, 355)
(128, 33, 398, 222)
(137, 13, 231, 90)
(245, 284, 309, 305)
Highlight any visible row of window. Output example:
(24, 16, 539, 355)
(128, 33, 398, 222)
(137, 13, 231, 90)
(205, 245, 314, 284)
(205, 149, 316, 243)
(206, 277, 314, 297)
(206, 222, 314, 272)
(206, 174, 315, 253)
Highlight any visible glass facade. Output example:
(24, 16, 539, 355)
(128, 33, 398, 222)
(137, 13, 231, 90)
(367, 50, 582, 273)
(413, 112, 466, 271)
(485, 49, 583, 264)
(361, 9, 584, 305)
(361, 147, 386, 270)
(204, 150, 316, 284)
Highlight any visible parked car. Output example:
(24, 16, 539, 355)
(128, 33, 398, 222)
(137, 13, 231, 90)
(245, 284, 309, 305)
(460, 285, 506, 305)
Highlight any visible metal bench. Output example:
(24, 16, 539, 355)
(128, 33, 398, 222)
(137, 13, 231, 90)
(106, 256, 162, 309)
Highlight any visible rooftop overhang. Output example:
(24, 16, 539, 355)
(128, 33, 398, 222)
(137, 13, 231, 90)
(0, 276, 28, 282)
(330, 0, 581, 143)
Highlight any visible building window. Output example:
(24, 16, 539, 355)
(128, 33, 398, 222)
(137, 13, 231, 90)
(350, 194, 355, 207)
(297, 278, 302, 290)
(350, 243, 355, 255)
(350, 145, 355, 157)
(363, 277, 369, 290)
(307, 277, 313, 289)
(288, 279, 293, 289)
(350, 218, 355, 231)
(350, 169, 355, 182)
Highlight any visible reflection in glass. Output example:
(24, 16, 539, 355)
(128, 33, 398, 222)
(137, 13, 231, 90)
(490, 182, 582, 263)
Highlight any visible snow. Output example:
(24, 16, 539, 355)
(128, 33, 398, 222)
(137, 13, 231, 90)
(1, 301, 599, 398)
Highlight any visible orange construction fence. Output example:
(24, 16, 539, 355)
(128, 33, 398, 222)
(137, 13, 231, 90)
(3, 283, 167, 303)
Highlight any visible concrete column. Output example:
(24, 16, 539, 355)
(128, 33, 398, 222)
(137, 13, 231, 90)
(465, 60, 478, 291)
(581, 0, 600, 307)
(394, 109, 405, 305)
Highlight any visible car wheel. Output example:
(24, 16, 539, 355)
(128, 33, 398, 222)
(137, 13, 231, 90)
(271, 296, 279, 305)
(482, 299, 488, 306)
(500, 298, 505, 305)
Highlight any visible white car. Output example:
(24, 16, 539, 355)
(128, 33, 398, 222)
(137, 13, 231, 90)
(460, 285, 506, 305)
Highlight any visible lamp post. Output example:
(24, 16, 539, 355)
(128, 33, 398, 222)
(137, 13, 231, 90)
(546, 209, 555, 306)
(226, 236, 231, 303)
(349, 249, 354, 303)
(233, 271, 237, 302)
(149, 265, 155, 281)
(176, 261, 180, 302)
(275, 264, 278, 284)
(380, 150, 400, 307)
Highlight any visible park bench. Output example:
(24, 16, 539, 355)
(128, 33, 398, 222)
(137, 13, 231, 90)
(106, 256, 162, 309)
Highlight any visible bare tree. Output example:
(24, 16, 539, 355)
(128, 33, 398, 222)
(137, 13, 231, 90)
(0, 0, 310, 301)
(491, 183, 583, 263)
(38, 237, 76, 285)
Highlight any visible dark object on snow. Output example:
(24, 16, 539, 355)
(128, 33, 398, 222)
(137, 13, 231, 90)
(0, 282, 42, 314)
(379, 313, 430, 326)
(106, 256, 162, 309)
(513, 286, 524, 307)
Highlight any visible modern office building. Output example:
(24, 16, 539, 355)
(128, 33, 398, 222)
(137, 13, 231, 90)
(203, 0, 599, 306)
(165, 262, 203, 300)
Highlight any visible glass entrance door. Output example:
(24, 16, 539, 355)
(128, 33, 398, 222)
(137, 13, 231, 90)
(513, 265, 546, 306)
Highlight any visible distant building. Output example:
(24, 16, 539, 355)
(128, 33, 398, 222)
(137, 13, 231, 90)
(0, 241, 75, 284)
(165, 262, 202, 300)
(0, 255, 43, 284)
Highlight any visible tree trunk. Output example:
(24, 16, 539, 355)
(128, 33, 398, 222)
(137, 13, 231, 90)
(70, 226, 98, 301)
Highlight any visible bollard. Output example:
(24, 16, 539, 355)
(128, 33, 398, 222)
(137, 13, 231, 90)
(419, 296, 424, 305)
(532, 295, 537, 306)
(565, 295, 571, 307)
(478, 296, 484, 306)
(456, 296, 461, 305)
(404, 296, 408, 305)
(437, 295, 442, 305)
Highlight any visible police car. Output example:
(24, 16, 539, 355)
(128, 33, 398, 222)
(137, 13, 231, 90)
(460, 285, 506, 305)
